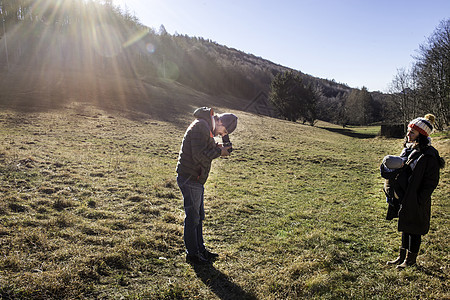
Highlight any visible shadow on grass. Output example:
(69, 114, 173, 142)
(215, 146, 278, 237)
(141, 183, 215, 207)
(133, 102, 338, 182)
(193, 263, 257, 300)
(319, 126, 377, 139)
(415, 265, 447, 280)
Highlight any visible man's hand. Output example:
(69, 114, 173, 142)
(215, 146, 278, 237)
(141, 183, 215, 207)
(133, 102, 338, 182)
(220, 146, 231, 156)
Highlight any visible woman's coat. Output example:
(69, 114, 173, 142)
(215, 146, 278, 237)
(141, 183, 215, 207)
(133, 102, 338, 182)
(398, 146, 440, 235)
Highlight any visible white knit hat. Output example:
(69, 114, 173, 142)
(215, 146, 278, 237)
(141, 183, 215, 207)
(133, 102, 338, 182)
(408, 114, 435, 137)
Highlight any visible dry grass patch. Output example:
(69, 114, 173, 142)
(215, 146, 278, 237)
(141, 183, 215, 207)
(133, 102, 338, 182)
(0, 107, 448, 299)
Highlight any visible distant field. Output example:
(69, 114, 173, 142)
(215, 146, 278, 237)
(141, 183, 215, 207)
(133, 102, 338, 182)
(0, 104, 448, 299)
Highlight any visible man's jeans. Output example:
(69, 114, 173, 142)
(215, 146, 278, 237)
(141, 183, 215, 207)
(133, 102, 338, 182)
(177, 175, 205, 255)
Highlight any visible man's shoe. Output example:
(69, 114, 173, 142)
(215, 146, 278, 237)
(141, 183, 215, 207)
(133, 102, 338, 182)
(202, 249, 219, 261)
(186, 253, 210, 265)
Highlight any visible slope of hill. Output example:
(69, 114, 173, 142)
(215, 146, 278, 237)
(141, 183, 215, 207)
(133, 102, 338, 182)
(0, 66, 247, 123)
(0, 0, 355, 122)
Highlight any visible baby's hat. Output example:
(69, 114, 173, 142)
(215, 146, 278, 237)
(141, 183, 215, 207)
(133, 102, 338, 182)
(382, 155, 405, 169)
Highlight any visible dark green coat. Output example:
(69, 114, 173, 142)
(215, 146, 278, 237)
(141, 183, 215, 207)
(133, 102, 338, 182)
(398, 146, 441, 235)
(176, 107, 221, 184)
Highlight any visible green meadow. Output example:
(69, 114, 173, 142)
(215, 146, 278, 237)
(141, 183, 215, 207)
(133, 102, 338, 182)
(0, 104, 448, 299)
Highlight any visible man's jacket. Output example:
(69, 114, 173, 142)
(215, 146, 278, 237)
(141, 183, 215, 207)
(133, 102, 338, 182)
(176, 107, 221, 184)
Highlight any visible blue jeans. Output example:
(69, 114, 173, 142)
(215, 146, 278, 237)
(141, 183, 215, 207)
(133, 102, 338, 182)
(177, 175, 205, 255)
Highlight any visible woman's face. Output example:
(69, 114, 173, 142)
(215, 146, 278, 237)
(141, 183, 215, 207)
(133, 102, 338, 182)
(407, 127, 420, 143)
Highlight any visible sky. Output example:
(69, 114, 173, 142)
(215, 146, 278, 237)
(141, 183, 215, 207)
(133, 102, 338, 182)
(112, 0, 449, 92)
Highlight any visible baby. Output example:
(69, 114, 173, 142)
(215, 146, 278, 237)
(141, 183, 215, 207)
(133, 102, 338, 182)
(380, 154, 409, 220)
(382, 155, 407, 171)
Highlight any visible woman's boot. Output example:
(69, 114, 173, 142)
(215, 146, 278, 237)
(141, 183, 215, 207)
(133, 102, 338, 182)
(397, 251, 418, 269)
(387, 247, 406, 265)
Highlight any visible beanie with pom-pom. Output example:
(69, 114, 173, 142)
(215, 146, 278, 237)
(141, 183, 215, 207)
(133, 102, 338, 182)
(408, 114, 435, 137)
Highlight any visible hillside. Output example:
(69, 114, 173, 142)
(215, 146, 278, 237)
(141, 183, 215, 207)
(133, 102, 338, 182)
(0, 36, 350, 124)
(0, 66, 246, 122)
(0, 0, 357, 123)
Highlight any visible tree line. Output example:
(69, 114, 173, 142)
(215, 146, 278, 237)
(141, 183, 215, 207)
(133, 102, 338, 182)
(388, 19, 449, 130)
(269, 19, 449, 128)
(269, 71, 383, 127)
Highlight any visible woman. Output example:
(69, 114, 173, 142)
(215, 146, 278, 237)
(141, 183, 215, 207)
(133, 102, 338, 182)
(386, 114, 445, 268)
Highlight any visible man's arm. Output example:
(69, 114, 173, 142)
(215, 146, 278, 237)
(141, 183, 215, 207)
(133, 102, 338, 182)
(190, 125, 221, 165)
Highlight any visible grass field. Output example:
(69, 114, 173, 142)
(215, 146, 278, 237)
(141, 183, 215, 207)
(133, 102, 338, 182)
(0, 103, 448, 299)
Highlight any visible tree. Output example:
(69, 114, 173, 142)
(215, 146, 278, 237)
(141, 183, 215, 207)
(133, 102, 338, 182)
(269, 71, 317, 124)
(159, 24, 168, 36)
(414, 19, 450, 128)
(388, 67, 420, 127)
(343, 87, 374, 125)
(388, 19, 450, 129)
(300, 83, 318, 125)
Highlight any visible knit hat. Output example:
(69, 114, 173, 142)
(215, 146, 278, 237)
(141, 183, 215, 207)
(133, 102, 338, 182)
(218, 113, 238, 134)
(408, 114, 435, 137)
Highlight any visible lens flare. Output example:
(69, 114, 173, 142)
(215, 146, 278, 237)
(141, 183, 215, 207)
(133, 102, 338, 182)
(146, 43, 156, 53)
(123, 29, 149, 48)
(158, 60, 180, 81)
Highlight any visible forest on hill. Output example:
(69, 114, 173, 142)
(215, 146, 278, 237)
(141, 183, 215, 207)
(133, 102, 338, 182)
(0, 0, 448, 128)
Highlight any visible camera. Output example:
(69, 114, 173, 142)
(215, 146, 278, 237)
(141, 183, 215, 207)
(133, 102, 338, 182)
(222, 135, 233, 153)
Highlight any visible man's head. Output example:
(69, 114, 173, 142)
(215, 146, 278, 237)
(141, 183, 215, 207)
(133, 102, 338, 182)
(215, 113, 237, 136)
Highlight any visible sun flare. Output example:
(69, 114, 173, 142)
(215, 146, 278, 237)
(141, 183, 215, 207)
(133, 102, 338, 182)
(0, 0, 159, 109)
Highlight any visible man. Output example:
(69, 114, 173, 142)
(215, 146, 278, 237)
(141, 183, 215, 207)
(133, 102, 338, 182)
(176, 107, 238, 264)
